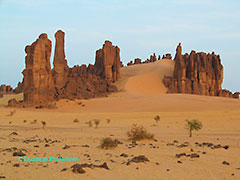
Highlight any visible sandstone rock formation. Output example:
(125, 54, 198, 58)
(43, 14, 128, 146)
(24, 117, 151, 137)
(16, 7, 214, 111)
(0, 84, 14, 94)
(163, 43, 226, 96)
(162, 53, 172, 59)
(94, 41, 120, 83)
(134, 58, 141, 64)
(13, 82, 23, 94)
(52, 30, 69, 89)
(22, 33, 55, 105)
(52, 35, 119, 100)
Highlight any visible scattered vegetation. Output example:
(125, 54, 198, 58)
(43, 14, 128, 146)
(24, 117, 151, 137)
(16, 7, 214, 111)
(85, 120, 92, 128)
(99, 137, 118, 149)
(41, 121, 46, 129)
(73, 118, 79, 123)
(93, 119, 100, 128)
(154, 115, 160, 123)
(106, 119, 111, 124)
(185, 119, 203, 137)
(127, 124, 154, 141)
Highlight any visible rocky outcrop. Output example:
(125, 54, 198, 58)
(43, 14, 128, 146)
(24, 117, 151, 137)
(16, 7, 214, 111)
(163, 43, 224, 96)
(162, 53, 172, 59)
(233, 92, 240, 99)
(22, 33, 55, 105)
(94, 41, 120, 83)
(52, 36, 119, 100)
(134, 58, 141, 64)
(52, 30, 69, 89)
(21, 31, 120, 106)
(13, 82, 23, 94)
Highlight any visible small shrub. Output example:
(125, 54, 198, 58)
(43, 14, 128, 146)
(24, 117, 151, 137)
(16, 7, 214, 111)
(106, 119, 111, 124)
(41, 121, 46, 129)
(99, 137, 118, 149)
(85, 120, 92, 128)
(73, 118, 79, 123)
(93, 119, 100, 128)
(185, 119, 203, 137)
(127, 124, 154, 141)
(154, 115, 160, 123)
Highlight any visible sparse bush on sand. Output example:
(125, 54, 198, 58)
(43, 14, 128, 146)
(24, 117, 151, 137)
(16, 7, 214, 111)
(99, 137, 118, 149)
(185, 119, 203, 137)
(85, 120, 92, 128)
(106, 119, 111, 124)
(93, 119, 100, 128)
(41, 121, 46, 129)
(154, 115, 160, 123)
(127, 124, 154, 141)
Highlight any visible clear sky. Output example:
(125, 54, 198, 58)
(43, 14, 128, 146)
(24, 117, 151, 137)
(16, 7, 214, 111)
(0, 0, 239, 92)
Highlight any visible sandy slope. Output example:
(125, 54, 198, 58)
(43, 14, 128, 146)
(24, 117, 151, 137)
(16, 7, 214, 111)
(0, 60, 240, 180)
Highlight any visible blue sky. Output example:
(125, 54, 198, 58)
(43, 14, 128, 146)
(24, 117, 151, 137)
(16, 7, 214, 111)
(0, 0, 239, 92)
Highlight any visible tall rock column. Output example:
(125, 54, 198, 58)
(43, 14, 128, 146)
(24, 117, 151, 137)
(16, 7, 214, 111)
(22, 33, 55, 105)
(53, 30, 69, 89)
(94, 41, 120, 83)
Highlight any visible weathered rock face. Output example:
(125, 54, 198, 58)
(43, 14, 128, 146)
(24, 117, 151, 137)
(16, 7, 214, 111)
(52, 30, 69, 89)
(163, 43, 224, 96)
(22, 33, 55, 105)
(13, 82, 23, 94)
(51, 33, 119, 100)
(94, 41, 120, 83)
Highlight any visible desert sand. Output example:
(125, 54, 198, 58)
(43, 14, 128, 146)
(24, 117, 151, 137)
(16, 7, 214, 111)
(0, 60, 240, 180)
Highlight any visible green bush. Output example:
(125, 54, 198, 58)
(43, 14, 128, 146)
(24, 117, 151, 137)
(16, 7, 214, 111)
(185, 119, 203, 137)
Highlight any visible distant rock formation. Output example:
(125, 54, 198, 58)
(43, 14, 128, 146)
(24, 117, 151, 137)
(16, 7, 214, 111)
(0, 84, 14, 94)
(127, 53, 161, 66)
(22, 33, 55, 105)
(13, 82, 23, 94)
(94, 40, 120, 83)
(163, 43, 238, 98)
(134, 58, 141, 64)
(162, 53, 172, 59)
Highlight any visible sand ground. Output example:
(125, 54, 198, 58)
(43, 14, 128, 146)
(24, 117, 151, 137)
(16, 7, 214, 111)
(0, 60, 240, 180)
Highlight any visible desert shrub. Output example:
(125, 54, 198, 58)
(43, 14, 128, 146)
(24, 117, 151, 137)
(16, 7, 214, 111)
(185, 119, 203, 137)
(85, 120, 92, 128)
(127, 124, 154, 141)
(41, 121, 46, 129)
(93, 119, 100, 128)
(73, 118, 79, 123)
(99, 137, 118, 149)
(106, 119, 111, 124)
(154, 115, 160, 123)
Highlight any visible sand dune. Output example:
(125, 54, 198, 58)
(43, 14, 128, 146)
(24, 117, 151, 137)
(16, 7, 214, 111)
(117, 59, 174, 94)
